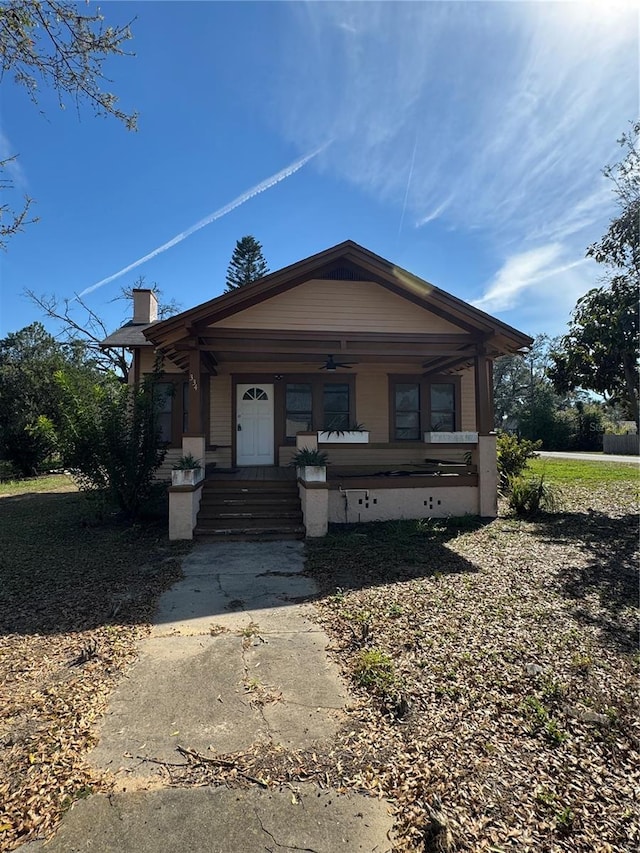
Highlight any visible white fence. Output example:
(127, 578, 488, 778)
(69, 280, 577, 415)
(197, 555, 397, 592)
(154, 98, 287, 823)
(603, 434, 639, 456)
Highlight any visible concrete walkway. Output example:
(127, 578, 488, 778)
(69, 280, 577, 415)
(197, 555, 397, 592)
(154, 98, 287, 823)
(23, 542, 392, 853)
(537, 450, 639, 464)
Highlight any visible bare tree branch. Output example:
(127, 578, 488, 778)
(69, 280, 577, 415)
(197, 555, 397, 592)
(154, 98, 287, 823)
(24, 289, 130, 380)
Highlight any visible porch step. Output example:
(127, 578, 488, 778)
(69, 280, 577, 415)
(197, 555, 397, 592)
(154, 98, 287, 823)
(195, 479, 304, 541)
(195, 529, 306, 542)
(200, 495, 301, 508)
(197, 508, 303, 521)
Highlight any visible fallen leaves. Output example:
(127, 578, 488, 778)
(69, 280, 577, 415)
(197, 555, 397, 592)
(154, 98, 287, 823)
(304, 478, 639, 852)
(0, 485, 184, 851)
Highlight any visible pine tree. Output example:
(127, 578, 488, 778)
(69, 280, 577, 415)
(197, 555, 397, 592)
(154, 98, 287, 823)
(225, 236, 269, 292)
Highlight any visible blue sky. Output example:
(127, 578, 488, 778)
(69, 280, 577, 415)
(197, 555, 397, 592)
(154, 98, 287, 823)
(1, 0, 637, 341)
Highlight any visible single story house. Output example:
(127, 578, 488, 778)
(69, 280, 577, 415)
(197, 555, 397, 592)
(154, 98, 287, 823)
(101, 240, 532, 539)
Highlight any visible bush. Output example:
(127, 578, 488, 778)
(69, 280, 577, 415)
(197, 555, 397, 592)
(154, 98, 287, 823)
(54, 370, 167, 519)
(496, 432, 542, 493)
(0, 459, 19, 481)
(508, 474, 559, 516)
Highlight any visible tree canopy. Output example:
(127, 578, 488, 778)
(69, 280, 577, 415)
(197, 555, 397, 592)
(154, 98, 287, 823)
(0, 322, 100, 474)
(225, 235, 269, 292)
(550, 122, 640, 430)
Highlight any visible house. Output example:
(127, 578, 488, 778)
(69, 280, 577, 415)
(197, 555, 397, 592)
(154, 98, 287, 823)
(102, 241, 532, 539)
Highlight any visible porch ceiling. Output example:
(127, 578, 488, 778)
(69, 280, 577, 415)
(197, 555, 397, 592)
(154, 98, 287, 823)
(162, 328, 490, 373)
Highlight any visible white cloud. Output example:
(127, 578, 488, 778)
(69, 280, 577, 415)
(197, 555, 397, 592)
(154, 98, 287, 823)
(274, 2, 637, 250)
(473, 243, 590, 313)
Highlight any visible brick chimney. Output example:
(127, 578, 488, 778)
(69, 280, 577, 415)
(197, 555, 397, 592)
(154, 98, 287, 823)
(132, 289, 158, 324)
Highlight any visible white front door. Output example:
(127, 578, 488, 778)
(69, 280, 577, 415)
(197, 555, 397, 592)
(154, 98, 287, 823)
(236, 384, 274, 466)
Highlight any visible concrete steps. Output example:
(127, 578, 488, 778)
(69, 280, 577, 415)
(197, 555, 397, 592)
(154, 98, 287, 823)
(195, 479, 305, 541)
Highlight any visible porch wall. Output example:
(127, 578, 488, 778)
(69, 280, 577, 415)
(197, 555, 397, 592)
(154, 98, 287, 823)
(139, 350, 479, 471)
(206, 361, 477, 451)
(209, 374, 233, 467)
(328, 486, 478, 523)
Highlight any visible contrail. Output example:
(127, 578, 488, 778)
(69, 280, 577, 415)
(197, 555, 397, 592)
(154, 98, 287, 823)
(397, 132, 418, 240)
(79, 142, 331, 298)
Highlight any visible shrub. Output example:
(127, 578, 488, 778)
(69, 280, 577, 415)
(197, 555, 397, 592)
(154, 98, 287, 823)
(54, 370, 167, 519)
(496, 432, 542, 493)
(0, 459, 19, 481)
(508, 474, 559, 516)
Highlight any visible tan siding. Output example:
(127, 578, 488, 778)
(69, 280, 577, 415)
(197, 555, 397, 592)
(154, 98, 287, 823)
(156, 448, 183, 480)
(209, 375, 232, 467)
(355, 371, 389, 442)
(138, 347, 183, 375)
(460, 367, 476, 431)
(212, 279, 463, 334)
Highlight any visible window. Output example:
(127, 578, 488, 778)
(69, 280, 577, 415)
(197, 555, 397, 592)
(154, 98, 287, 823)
(323, 383, 350, 430)
(243, 387, 269, 401)
(153, 379, 190, 445)
(390, 376, 458, 440)
(285, 383, 313, 438)
(430, 383, 455, 431)
(154, 382, 174, 444)
(394, 383, 420, 440)
(282, 376, 354, 441)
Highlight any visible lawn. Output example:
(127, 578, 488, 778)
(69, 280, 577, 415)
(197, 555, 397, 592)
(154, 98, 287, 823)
(303, 458, 638, 852)
(0, 476, 184, 851)
(529, 455, 639, 485)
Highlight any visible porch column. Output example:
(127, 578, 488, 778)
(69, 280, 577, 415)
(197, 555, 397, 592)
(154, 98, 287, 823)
(477, 434, 498, 517)
(188, 349, 202, 435)
(474, 349, 493, 434)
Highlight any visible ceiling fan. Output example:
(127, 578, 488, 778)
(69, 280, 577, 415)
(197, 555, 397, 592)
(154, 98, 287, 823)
(319, 354, 358, 371)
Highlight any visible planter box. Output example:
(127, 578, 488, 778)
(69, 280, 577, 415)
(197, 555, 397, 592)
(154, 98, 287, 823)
(318, 430, 370, 444)
(171, 467, 204, 487)
(297, 465, 327, 483)
(424, 431, 478, 444)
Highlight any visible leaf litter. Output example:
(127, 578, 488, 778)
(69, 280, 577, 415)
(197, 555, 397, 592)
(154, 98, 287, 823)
(1, 475, 637, 852)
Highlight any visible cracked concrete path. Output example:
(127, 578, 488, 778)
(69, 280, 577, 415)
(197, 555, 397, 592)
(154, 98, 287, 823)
(23, 786, 390, 853)
(22, 542, 392, 853)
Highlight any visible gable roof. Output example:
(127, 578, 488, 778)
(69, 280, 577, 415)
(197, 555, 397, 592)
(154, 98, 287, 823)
(143, 240, 532, 353)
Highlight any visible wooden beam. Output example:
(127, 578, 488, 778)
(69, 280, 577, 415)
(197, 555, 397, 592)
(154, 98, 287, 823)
(188, 349, 202, 434)
(474, 349, 493, 434)
(423, 355, 474, 377)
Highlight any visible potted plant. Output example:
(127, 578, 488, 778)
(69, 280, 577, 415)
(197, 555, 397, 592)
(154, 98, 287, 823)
(171, 453, 204, 486)
(290, 447, 329, 482)
(318, 423, 369, 444)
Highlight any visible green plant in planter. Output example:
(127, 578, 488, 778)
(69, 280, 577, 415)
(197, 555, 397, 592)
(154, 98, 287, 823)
(321, 422, 366, 438)
(173, 453, 202, 470)
(290, 448, 329, 467)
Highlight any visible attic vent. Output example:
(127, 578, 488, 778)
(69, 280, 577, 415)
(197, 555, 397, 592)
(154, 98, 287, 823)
(320, 267, 361, 281)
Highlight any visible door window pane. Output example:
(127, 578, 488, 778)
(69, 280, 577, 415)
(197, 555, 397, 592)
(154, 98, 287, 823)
(430, 383, 455, 431)
(285, 383, 312, 437)
(395, 383, 420, 439)
(323, 383, 350, 430)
